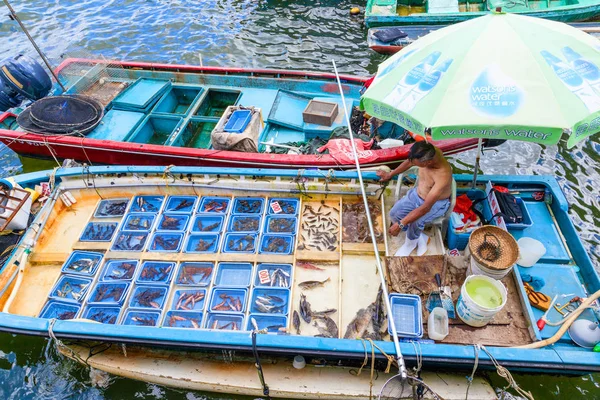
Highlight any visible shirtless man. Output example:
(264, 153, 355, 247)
(377, 141, 452, 256)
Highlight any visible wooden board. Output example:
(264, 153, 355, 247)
(385, 255, 446, 295)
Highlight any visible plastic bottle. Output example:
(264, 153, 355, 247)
(400, 58, 453, 112)
(428, 307, 449, 341)
(383, 51, 441, 108)
(373, 48, 417, 85)
(562, 46, 600, 94)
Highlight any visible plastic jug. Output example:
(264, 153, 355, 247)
(428, 307, 449, 341)
(378, 138, 404, 149)
(516, 237, 546, 267)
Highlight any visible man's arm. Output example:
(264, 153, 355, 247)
(377, 159, 413, 182)
(400, 182, 445, 225)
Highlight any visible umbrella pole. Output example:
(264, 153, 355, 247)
(471, 138, 483, 188)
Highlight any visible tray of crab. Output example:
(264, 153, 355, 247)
(120, 285, 171, 327)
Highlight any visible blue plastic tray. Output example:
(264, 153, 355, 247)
(94, 198, 129, 218)
(209, 288, 247, 313)
(197, 197, 230, 213)
(171, 289, 206, 311)
(100, 260, 139, 281)
(164, 196, 197, 213)
(49, 275, 92, 303)
(176, 262, 214, 286)
(61, 251, 103, 276)
(267, 198, 299, 215)
(122, 213, 156, 231)
(250, 288, 289, 315)
(185, 233, 220, 253)
(136, 261, 175, 284)
(214, 262, 253, 287)
(82, 306, 121, 324)
(129, 285, 169, 309)
(232, 197, 264, 214)
(254, 263, 292, 288)
(191, 215, 224, 233)
(39, 300, 81, 320)
(130, 195, 164, 213)
(259, 234, 294, 255)
(148, 232, 184, 252)
(122, 309, 161, 326)
(388, 294, 423, 338)
(88, 282, 130, 305)
(265, 215, 297, 234)
(247, 314, 288, 333)
(157, 214, 190, 231)
(505, 198, 533, 230)
(228, 215, 261, 233)
(111, 231, 148, 251)
(224, 109, 252, 133)
(80, 222, 118, 242)
(204, 312, 244, 331)
(222, 233, 257, 254)
(163, 310, 203, 328)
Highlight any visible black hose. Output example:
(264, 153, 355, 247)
(251, 330, 270, 399)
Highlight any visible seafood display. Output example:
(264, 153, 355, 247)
(164, 311, 202, 328)
(206, 314, 242, 330)
(295, 292, 339, 337)
(102, 260, 138, 281)
(61, 251, 103, 276)
(233, 197, 264, 214)
(186, 234, 219, 253)
(51, 276, 91, 302)
(296, 261, 325, 271)
(266, 216, 297, 234)
(89, 283, 128, 304)
(124, 310, 160, 326)
(80, 222, 118, 241)
(85, 307, 119, 324)
(230, 216, 261, 232)
(313, 315, 339, 338)
(251, 288, 289, 314)
(255, 264, 291, 288)
(223, 233, 257, 253)
(39, 301, 80, 320)
(123, 214, 155, 231)
(298, 277, 330, 290)
(343, 286, 387, 340)
(94, 199, 129, 218)
(198, 197, 229, 213)
(131, 196, 164, 213)
(111, 232, 148, 251)
(165, 196, 196, 213)
(137, 261, 174, 283)
(297, 202, 339, 252)
(209, 289, 246, 312)
(248, 315, 287, 333)
(158, 214, 189, 231)
(130, 286, 168, 309)
(173, 290, 206, 311)
(268, 198, 299, 215)
(149, 232, 183, 251)
(260, 234, 293, 255)
(192, 215, 223, 232)
(176, 262, 214, 286)
(342, 200, 384, 243)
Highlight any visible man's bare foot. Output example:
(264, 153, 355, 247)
(389, 223, 401, 236)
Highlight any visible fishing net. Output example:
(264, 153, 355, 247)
(378, 373, 443, 400)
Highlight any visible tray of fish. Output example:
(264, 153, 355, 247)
(82, 306, 121, 324)
(129, 285, 169, 309)
(164, 196, 197, 213)
(265, 215, 297, 234)
(176, 262, 214, 286)
(209, 288, 247, 313)
(214, 262, 253, 287)
(232, 197, 264, 215)
(197, 197, 230, 214)
(136, 261, 175, 285)
(39, 300, 81, 320)
(122, 213, 156, 231)
(61, 251, 103, 276)
(184, 233, 220, 253)
(267, 198, 299, 215)
(342, 201, 384, 243)
(171, 289, 206, 311)
(222, 233, 257, 254)
(247, 314, 288, 334)
(122, 309, 161, 327)
(251, 288, 289, 315)
(297, 202, 339, 252)
(130, 195, 164, 213)
(204, 312, 244, 331)
(164, 310, 203, 329)
(94, 198, 130, 218)
(259, 234, 294, 255)
(111, 231, 148, 252)
(227, 215, 261, 233)
(100, 260, 139, 281)
(87, 282, 130, 305)
(148, 232, 184, 252)
(157, 214, 190, 231)
(79, 222, 118, 242)
(254, 263, 292, 288)
(49, 275, 92, 303)
(191, 215, 224, 233)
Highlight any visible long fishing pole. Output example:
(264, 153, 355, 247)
(3, 0, 66, 92)
(331, 60, 407, 380)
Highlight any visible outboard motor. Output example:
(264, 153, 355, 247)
(0, 54, 52, 112)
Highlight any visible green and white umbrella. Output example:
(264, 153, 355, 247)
(361, 12, 600, 148)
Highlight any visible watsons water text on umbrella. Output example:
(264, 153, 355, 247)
(439, 128, 553, 141)
(470, 65, 523, 118)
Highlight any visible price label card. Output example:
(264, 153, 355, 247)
(258, 269, 271, 285)
(270, 201, 282, 214)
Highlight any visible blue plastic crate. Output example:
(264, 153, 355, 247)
(267, 198, 299, 215)
(82, 306, 121, 324)
(191, 215, 224, 233)
(164, 196, 197, 213)
(129, 285, 169, 309)
(163, 310, 203, 328)
(147, 232, 184, 252)
(209, 288, 247, 313)
(130, 195, 164, 213)
(247, 314, 288, 333)
(39, 300, 80, 320)
(122, 213, 156, 231)
(185, 233, 220, 253)
(214, 262, 253, 287)
(224, 109, 252, 133)
(111, 231, 148, 251)
(176, 262, 214, 286)
(227, 215, 262, 233)
(88, 282, 130, 305)
(447, 190, 494, 251)
(156, 214, 190, 231)
(171, 289, 206, 311)
(204, 312, 244, 331)
(94, 198, 129, 218)
(197, 197, 230, 213)
(232, 197, 264, 214)
(136, 261, 175, 285)
(61, 251, 103, 276)
(505, 198, 533, 230)
(388, 294, 423, 338)
(100, 260, 139, 281)
(222, 233, 257, 254)
(264, 215, 297, 234)
(259, 234, 294, 255)
(122, 309, 161, 326)
(49, 275, 92, 303)
(254, 263, 292, 288)
(80, 222, 118, 242)
(250, 288, 289, 315)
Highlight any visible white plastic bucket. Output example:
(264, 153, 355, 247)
(456, 275, 507, 327)
(467, 256, 513, 280)
(516, 237, 546, 267)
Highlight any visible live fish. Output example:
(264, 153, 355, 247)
(299, 293, 312, 323)
(298, 277, 330, 290)
(296, 261, 324, 271)
(293, 310, 301, 334)
(343, 304, 375, 339)
(313, 315, 339, 338)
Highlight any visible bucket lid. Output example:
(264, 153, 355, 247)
(468, 226, 519, 271)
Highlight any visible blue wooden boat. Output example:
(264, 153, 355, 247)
(0, 165, 598, 397)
